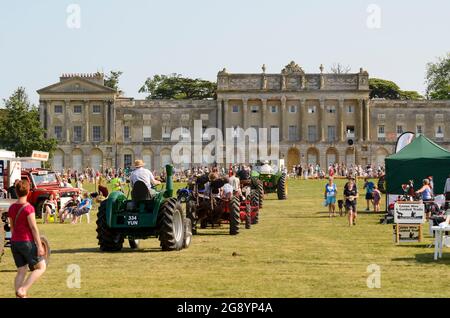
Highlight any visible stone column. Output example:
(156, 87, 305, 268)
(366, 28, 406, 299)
(104, 101, 109, 142)
(358, 99, 364, 142)
(261, 98, 267, 129)
(242, 98, 248, 129)
(109, 101, 115, 143)
(85, 101, 90, 142)
(223, 99, 229, 131)
(65, 100, 70, 143)
(338, 98, 345, 142)
(319, 99, 325, 142)
(217, 99, 223, 133)
(299, 98, 306, 141)
(281, 96, 287, 142)
(364, 99, 370, 142)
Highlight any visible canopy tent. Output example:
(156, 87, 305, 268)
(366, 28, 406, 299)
(385, 135, 450, 194)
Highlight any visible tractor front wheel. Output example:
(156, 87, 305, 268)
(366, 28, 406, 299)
(158, 198, 185, 251)
(277, 174, 288, 200)
(229, 196, 240, 235)
(96, 200, 124, 252)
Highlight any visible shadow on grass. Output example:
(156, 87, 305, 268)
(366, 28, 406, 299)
(52, 247, 164, 254)
(0, 269, 17, 273)
(392, 253, 450, 264)
(195, 232, 231, 236)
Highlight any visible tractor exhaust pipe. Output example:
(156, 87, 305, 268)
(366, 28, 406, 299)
(164, 164, 174, 198)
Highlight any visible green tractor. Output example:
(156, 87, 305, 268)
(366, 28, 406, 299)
(96, 165, 192, 252)
(251, 169, 288, 201)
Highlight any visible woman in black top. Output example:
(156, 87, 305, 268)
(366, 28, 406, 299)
(344, 178, 358, 226)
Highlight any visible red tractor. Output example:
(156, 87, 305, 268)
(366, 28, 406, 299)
(184, 174, 261, 235)
(19, 169, 80, 219)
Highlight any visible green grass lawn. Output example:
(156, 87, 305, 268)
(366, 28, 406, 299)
(1, 178, 449, 298)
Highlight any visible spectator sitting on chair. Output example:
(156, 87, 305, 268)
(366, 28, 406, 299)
(43, 194, 57, 224)
(71, 193, 92, 224)
(59, 194, 80, 223)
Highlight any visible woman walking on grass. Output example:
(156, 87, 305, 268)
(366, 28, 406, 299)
(324, 177, 337, 217)
(344, 178, 359, 226)
(8, 180, 46, 298)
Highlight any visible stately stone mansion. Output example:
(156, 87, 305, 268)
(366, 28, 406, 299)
(37, 62, 450, 172)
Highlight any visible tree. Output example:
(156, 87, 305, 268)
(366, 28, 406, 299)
(104, 70, 123, 91)
(330, 63, 351, 74)
(426, 53, 450, 100)
(399, 90, 424, 100)
(0, 88, 57, 158)
(369, 78, 401, 99)
(139, 74, 217, 100)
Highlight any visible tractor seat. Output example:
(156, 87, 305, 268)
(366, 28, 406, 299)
(131, 181, 153, 202)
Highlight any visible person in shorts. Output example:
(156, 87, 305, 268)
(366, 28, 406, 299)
(344, 177, 359, 226)
(8, 180, 46, 298)
(324, 177, 337, 217)
(363, 177, 375, 212)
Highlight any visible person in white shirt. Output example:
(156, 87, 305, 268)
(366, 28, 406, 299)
(444, 174, 450, 207)
(130, 160, 161, 193)
(260, 161, 273, 174)
(229, 171, 241, 193)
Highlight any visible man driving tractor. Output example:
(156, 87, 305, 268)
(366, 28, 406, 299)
(130, 160, 161, 197)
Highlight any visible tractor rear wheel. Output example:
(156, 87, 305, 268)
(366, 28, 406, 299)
(183, 218, 193, 248)
(158, 198, 184, 251)
(229, 196, 240, 235)
(250, 190, 259, 224)
(257, 180, 264, 208)
(128, 239, 140, 249)
(277, 173, 288, 200)
(96, 200, 124, 252)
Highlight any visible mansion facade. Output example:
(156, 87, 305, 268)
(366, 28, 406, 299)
(37, 62, 450, 172)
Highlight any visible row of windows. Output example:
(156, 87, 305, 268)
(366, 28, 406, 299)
(377, 125, 445, 140)
(231, 105, 354, 114)
(54, 105, 102, 114)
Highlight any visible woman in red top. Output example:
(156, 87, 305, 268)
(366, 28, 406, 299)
(8, 180, 46, 298)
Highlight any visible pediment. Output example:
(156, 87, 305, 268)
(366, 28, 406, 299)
(37, 77, 116, 94)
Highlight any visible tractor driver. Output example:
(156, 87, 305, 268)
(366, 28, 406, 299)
(130, 160, 161, 196)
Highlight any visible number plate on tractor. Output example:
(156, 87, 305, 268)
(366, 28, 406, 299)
(126, 214, 139, 226)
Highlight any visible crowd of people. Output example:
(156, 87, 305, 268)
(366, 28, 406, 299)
(291, 163, 385, 180)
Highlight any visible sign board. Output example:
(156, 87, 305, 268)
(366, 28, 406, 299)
(8, 161, 22, 187)
(393, 224, 422, 243)
(31, 151, 49, 162)
(0, 150, 15, 160)
(394, 202, 425, 224)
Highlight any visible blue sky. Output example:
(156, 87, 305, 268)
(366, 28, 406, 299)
(0, 0, 448, 104)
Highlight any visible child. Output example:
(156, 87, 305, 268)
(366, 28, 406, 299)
(373, 185, 382, 213)
(43, 193, 57, 224)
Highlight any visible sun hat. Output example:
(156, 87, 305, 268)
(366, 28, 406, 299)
(134, 160, 145, 168)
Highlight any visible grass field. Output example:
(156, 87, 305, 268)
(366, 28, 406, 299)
(1, 179, 449, 298)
